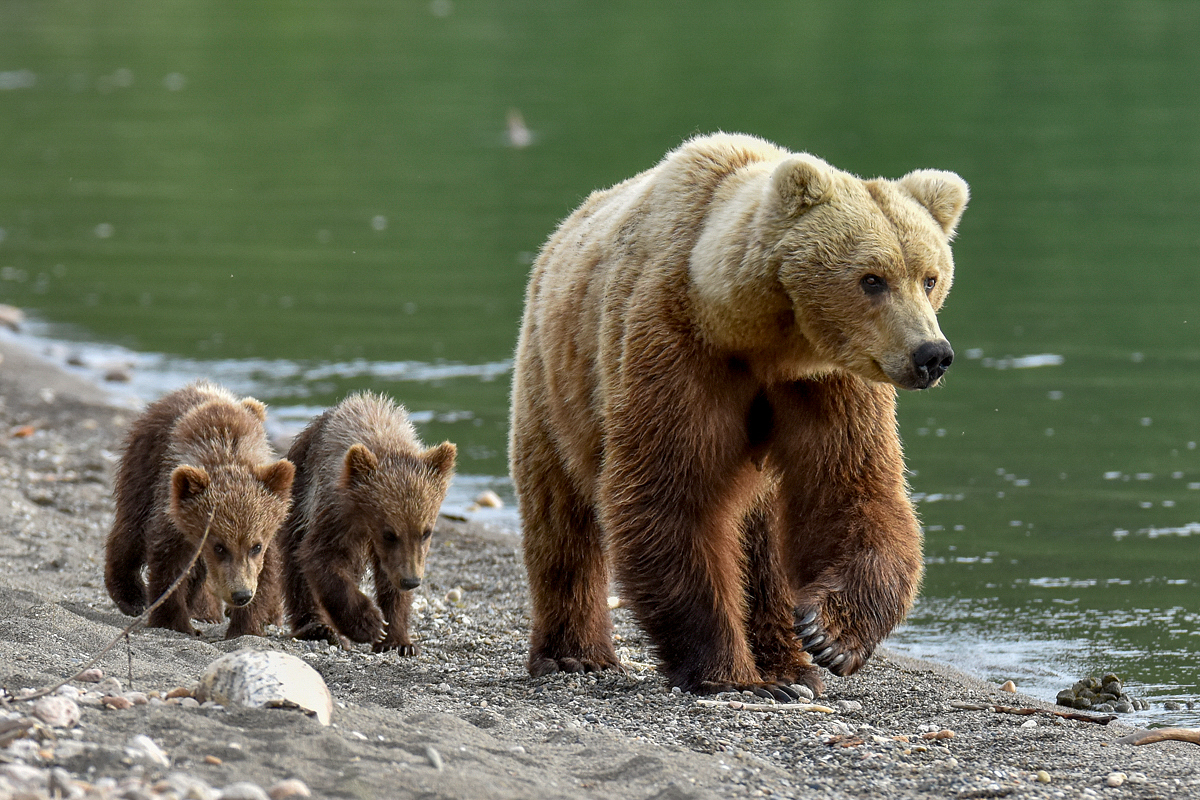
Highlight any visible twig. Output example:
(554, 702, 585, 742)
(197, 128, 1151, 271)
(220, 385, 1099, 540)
(949, 701, 1116, 726)
(695, 699, 836, 713)
(15, 510, 214, 702)
(1116, 728, 1200, 747)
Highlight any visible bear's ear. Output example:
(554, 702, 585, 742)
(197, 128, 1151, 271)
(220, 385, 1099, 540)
(256, 459, 295, 498)
(171, 465, 210, 505)
(900, 169, 970, 238)
(241, 397, 268, 422)
(341, 443, 378, 487)
(770, 155, 835, 218)
(422, 441, 457, 478)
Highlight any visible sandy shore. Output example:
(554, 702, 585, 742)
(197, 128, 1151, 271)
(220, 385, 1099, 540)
(1, 334, 1198, 799)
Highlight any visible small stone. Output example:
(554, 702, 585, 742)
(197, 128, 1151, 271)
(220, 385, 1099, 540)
(166, 686, 192, 698)
(1, 763, 47, 790)
(219, 782, 270, 800)
(835, 700, 863, 713)
(1164, 701, 1183, 710)
(0, 305, 25, 331)
(425, 745, 444, 771)
(180, 697, 201, 708)
(1020, 719, 1037, 728)
(32, 696, 81, 728)
(473, 490, 503, 508)
(1036, 770, 1052, 784)
(76, 668, 104, 683)
(49, 766, 83, 800)
(205, 755, 223, 766)
(1055, 689, 1075, 706)
(96, 676, 123, 695)
(125, 691, 149, 705)
(102, 695, 133, 710)
(162, 772, 216, 800)
(607, 595, 621, 609)
(999, 680, 1017, 692)
(268, 778, 311, 799)
(125, 734, 170, 768)
(789, 684, 815, 701)
(104, 368, 132, 383)
(445, 588, 463, 604)
(920, 729, 955, 740)
(1106, 772, 1126, 787)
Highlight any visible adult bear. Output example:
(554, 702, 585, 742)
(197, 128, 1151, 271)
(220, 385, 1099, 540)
(510, 132, 968, 698)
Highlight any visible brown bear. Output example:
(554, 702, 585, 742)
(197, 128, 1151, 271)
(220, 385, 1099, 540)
(279, 392, 456, 654)
(510, 132, 968, 698)
(104, 381, 295, 638)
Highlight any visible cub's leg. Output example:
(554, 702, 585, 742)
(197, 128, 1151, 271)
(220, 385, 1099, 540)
(145, 523, 200, 636)
(769, 376, 924, 677)
(104, 522, 148, 617)
(371, 552, 417, 655)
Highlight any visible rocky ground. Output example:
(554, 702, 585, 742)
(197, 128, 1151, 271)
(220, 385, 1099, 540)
(1, 335, 1199, 800)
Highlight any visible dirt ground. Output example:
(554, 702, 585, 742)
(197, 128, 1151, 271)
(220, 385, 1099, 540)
(1, 335, 1198, 799)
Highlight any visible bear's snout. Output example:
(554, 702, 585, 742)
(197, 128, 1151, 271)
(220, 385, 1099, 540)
(230, 589, 254, 607)
(911, 340, 954, 388)
(398, 577, 421, 591)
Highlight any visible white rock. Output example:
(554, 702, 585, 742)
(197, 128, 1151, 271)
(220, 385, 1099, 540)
(195, 649, 332, 726)
(473, 489, 503, 508)
(268, 778, 311, 799)
(0, 763, 46, 790)
(1106, 772, 1127, 787)
(32, 696, 81, 728)
(789, 684, 815, 701)
(164, 772, 216, 800)
(125, 733, 170, 768)
(96, 676, 122, 695)
(220, 782, 270, 800)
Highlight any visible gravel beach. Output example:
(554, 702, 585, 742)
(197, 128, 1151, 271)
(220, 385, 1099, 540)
(1, 335, 1198, 799)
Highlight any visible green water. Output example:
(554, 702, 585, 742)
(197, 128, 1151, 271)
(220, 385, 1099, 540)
(2, 1, 1197, 719)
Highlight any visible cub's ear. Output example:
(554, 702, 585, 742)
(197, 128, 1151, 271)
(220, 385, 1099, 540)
(900, 169, 969, 238)
(171, 465, 210, 505)
(770, 155, 835, 217)
(256, 459, 295, 498)
(422, 441, 457, 478)
(341, 443, 378, 487)
(241, 397, 268, 423)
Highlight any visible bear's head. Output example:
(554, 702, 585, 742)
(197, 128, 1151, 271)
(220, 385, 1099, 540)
(338, 440, 457, 593)
(169, 458, 294, 608)
(691, 150, 968, 391)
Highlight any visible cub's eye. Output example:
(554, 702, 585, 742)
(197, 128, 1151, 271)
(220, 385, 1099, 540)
(861, 274, 888, 296)
(213, 543, 228, 558)
(421, 528, 434, 542)
(382, 528, 400, 545)
(249, 544, 263, 557)
(924, 276, 937, 293)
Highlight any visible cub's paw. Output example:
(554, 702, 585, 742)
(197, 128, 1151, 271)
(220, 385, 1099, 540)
(293, 622, 352, 649)
(374, 639, 419, 656)
(337, 602, 385, 644)
(793, 606, 874, 677)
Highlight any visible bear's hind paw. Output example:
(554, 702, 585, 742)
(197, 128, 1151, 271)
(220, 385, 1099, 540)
(528, 654, 622, 678)
(693, 680, 800, 703)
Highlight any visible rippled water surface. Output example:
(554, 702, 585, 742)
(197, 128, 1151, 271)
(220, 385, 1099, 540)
(2, 2, 1197, 723)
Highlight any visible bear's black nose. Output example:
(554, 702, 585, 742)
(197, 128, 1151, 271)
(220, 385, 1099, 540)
(399, 577, 422, 591)
(230, 590, 253, 607)
(912, 341, 954, 387)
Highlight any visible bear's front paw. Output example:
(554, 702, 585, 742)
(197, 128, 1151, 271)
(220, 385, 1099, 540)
(794, 606, 875, 677)
(333, 600, 385, 644)
(374, 638, 419, 656)
(528, 652, 622, 678)
(693, 680, 801, 703)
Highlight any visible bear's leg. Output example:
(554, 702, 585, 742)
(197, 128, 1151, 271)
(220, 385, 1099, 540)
(371, 552, 418, 656)
(226, 546, 282, 639)
(600, 358, 795, 699)
(145, 524, 200, 636)
(514, 422, 619, 676)
(741, 503, 824, 697)
(187, 575, 223, 623)
(769, 376, 924, 677)
(104, 522, 148, 617)
(280, 522, 329, 640)
(303, 538, 383, 645)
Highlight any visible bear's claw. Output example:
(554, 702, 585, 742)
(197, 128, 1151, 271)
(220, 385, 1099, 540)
(693, 681, 800, 703)
(794, 605, 873, 677)
(528, 654, 623, 678)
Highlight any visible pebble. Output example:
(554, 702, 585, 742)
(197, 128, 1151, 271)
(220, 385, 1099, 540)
(1106, 772, 1127, 787)
(96, 676, 123, 695)
(124, 734, 170, 768)
(425, 745, 444, 771)
(920, 729, 955, 741)
(102, 695, 133, 710)
(445, 588, 463, 604)
(167, 686, 193, 699)
(159, 772, 217, 800)
(32, 696, 81, 728)
(221, 782, 270, 800)
(835, 700, 863, 713)
(126, 691, 149, 705)
(789, 684, 815, 701)
(75, 667, 104, 683)
(999, 680, 1017, 692)
(473, 490, 504, 508)
(1036, 770, 1052, 783)
(268, 778, 311, 799)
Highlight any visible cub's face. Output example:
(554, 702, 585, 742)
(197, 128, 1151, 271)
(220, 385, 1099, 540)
(340, 441, 457, 593)
(771, 159, 968, 391)
(169, 460, 294, 608)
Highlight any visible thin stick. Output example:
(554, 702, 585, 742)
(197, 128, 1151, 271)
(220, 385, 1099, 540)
(15, 510, 214, 702)
(949, 701, 1116, 726)
(1116, 728, 1200, 747)
(695, 699, 836, 713)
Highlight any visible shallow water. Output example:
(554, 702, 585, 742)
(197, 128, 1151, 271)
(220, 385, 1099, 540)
(2, 2, 1197, 724)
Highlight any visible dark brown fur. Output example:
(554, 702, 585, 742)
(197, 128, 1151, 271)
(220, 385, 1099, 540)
(510, 133, 968, 696)
(104, 381, 295, 637)
(279, 392, 456, 655)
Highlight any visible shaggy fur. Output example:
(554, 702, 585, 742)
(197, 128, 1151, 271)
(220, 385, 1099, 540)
(104, 381, 295, 637)
(510, 132, 968, 696)
(280, 392, 456, 655)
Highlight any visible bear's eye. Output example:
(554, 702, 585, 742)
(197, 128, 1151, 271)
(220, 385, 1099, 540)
(421, 528, 434, 542)
(860, 274, 888, 296)
(213, 543, 228, 558)
(924, 276, 937, 293)
(382, 528, 400, 545)
(249, 543, 263, 557)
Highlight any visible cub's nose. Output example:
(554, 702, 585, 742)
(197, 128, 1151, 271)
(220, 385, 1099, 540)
(398, 577, 422, 591)
(912, 340, 954, 388)
(230, 590, 254, 607)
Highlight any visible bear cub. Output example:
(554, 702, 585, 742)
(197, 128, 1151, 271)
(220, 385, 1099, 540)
(280, 391, 456, 654)
(104, 381, 295, 638)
